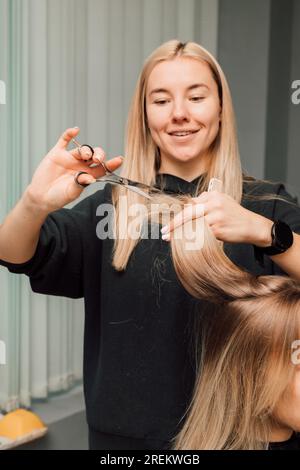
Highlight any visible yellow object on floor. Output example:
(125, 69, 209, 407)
(0, 409, 47, 450)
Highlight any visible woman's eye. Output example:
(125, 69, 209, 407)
(153, 97, 204, 105)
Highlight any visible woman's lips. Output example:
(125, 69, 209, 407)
(168, 129, 200, 141)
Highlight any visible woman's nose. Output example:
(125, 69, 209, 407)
(171, 101, 190, 121)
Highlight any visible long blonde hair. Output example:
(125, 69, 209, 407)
(111, 39, 242, 270)
(143, 192, 300, 450)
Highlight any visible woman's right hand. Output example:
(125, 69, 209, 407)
(25, 127, 124, 213)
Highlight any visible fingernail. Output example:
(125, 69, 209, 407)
(74, 126, 79, 129)
(161, 225, 169, 234)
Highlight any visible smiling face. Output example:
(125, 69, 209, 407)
(145, 57, 221, 180)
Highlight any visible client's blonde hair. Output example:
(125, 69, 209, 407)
(141, 191, 300, 450)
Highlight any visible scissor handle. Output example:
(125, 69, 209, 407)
(100, 160, 115, 175)
(74, 171, 90, 188)
(80, 144, 94, 156)
(72, 138, 94, 158)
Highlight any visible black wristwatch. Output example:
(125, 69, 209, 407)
(253, 220, 294, 268)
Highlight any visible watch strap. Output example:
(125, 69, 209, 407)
(253, 220, 293, 268)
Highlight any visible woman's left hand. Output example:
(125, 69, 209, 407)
(160, 190, 273, 246)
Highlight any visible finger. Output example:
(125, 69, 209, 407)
(80, 144, 94, 161)
(70, 146, 106, 165)
(69, 147, 83, 161)
(75, 172, 96, 187)
(102, 156, 124, 172)
(161, 203, 205, 235)
(161, 209, 191, 239)
(162, 209, 216, 242)
(193, 191, 209, 204)
(56, 127, 80, 150)
(81, 156, 124, 180)
(91, 147, 106, 166)
(63, 147, 95, 168)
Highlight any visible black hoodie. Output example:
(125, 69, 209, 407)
(1, 173, 300, 450)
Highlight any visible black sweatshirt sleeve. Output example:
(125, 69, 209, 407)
(271, 183, 300, 276)
(273, 184, 300, 233)
(0, 191, 103, 299)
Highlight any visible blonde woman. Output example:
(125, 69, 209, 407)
(1, 40, 300, 450)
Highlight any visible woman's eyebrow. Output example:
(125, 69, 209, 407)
(149, 83, 209, 96)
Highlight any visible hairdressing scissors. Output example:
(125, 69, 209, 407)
(72, 139, 223, 199)
(72, 138, 159, 200)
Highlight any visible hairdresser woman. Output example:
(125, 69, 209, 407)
(1, 40, 300, 450)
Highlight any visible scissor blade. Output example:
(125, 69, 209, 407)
(120, 178, 158, 193)
(96, 174, 162, 199)
(95, 175, 153, 200)
(124, 184, 152, 199)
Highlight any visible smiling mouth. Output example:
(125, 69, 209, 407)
(168, 129, 200, 138)
(169, 129, 199, 136)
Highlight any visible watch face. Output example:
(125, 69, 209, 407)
(274, 221, 293, 250)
